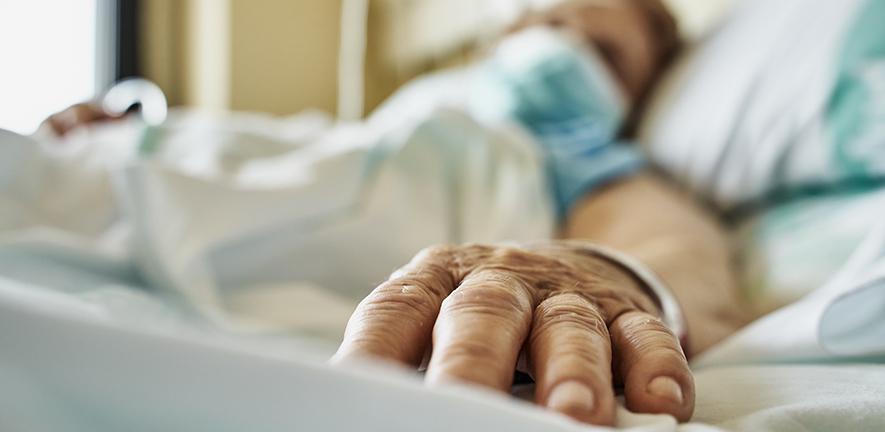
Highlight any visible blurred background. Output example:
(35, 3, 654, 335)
(0, 0, 734, 135)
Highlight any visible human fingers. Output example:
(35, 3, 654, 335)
(529, 292, 617, 425)
(332, 246, 459, 366)
(610, 311, 694, 421)
(424, 266, 535, 392)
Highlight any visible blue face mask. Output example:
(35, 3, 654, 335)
(470, 27, 628, 145)
(469, 27, 643, 218)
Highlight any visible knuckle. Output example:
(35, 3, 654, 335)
(459, 243, 496, 255)
(528, 298, 613, 388)
(537, 337, 609, 368)
(622, 313, 675, 338)
(534, 293, 607, 334)
(618, 313, 683, 358)
(405, 245, 456, 276)
(470, 269, 525, 290)
(390, 267, 452, 297)
(494, 246, 532, 261)
(390, 256, 457, 297)
(491, 247, 555, 270)
(530, 294, 611, 365)
(409, 244, 492, 281)
(441, 281, 530, 319)
(415, 244, 456, 261)
(362, 280, 442, 317)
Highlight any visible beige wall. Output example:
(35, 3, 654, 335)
(140, 0, 185, 106)
(141, 0, 342, 115)
(229, 0, 341, 115)
(140, 0, 736, 117)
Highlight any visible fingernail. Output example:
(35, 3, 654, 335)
(647, 376, 683, 404)
(547, 380, 595, 415)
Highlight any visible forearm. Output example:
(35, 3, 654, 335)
(563, 171, 749, 353)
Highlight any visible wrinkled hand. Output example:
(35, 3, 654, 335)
(333, 243, 694, 425)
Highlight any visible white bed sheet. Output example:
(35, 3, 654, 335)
(2, 276, 884, 432)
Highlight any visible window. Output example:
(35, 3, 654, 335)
(0, 0, 112, 134)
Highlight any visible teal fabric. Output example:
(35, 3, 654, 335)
(829, 0, 885, 177)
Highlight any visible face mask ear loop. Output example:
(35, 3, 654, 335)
(338, 0, 370, 122)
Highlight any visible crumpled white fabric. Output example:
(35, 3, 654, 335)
(0, 106, 554, 329)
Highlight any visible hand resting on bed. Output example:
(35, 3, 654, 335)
(333, 241, 694, 425)
(334, 173, 750, 426)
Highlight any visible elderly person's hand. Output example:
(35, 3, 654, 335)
(333, 242, 694, 425)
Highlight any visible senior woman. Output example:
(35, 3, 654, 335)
(43, 0, 748, 426)
(332, 0, 748, 427)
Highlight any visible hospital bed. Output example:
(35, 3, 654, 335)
(2, 0, 885, 430)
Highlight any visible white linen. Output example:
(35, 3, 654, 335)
(697, 216, 885, 367)
(735, 189, 885, 315)
(0, 105, 554, 328)
(2, 275, 885, 432)
(694, 175, 885, 369)
(688, 364, 885, 431)
(0, 278, 660, 432)
(639, 0, 868, 209)
(3, 110, 885, 430)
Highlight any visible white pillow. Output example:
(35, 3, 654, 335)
(639, 0, 879, 209)
(661, 0, 737, 40)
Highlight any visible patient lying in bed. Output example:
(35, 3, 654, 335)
(6, 0, 885, 428)
(32, 1, 714, 424)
